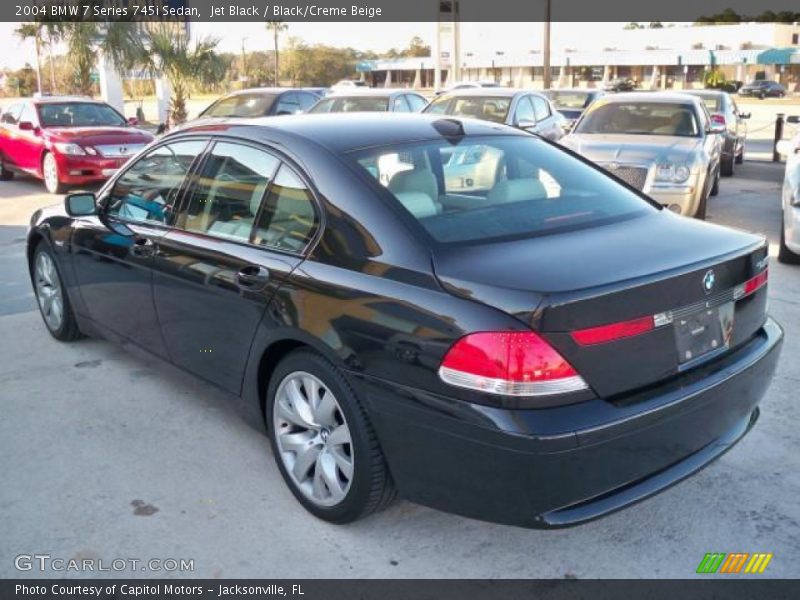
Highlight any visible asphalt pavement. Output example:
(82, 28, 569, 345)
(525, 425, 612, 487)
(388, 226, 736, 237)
(0, 160, 798, 579)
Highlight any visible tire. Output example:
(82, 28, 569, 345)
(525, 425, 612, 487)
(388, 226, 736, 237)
(735, 142, 744, 165)
(42, 152, 67, 195)
(32, 243, 82, 341)
(710, 169, 720, 197)
(778, 216, 800, 265)
(695, 193, 708, 220)
(720, 154, 735, 177)
(0, 156, 14, 181)
(266, 349, 396, 523)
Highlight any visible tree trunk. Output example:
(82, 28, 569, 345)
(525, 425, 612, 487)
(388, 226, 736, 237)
(274, 31, 279, 86)
(33, 36, 43, 95)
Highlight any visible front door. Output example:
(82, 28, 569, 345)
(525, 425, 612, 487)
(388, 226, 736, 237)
(153, 141, 320, 393)
(71, 139, 208, 356)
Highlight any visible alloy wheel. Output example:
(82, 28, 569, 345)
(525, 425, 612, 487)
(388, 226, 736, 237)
(273, 371, 354, 507)
(34, 251, 64, 331)
(43, 153, 60, 194)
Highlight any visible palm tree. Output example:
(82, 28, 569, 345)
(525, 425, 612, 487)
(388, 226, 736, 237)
(266, 21, 288, 86)
(15, 23, 43, 94)
(138, 24, 225, 125)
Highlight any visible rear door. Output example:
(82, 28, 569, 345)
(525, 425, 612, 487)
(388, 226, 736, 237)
(14, 102, 43, 172)
(152, 140, 319, 393)
(71, 139, 208, 356)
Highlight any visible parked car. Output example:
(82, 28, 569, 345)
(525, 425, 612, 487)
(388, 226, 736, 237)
(308, 89, 428, 113)
(423, 88, 566, 141)
(775, 115, 800, 264)
(541, 88, 605, 132)
(0, 97, 153, 194)
(199, 88, 322, 119)
(27, 113, 782, 527)
(682, 90, 749, 176)
(603, 77, 636, 92)
(738, 80, 787, 99)
(562, 93, 724, 219)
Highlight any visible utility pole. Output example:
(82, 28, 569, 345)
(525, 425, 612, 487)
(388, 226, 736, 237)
(241, 37, 248, 87)
(543, 0, 551, 89)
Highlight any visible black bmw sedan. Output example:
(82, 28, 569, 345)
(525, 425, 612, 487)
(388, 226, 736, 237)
(27, 113, 782, 528)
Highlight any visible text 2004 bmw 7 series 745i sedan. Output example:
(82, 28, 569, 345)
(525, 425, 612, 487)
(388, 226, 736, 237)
(27, 113, 782, 528)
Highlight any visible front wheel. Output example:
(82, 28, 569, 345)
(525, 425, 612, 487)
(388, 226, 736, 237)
(32, 244, 82, 341)
(266, 350, 396, 523)
(42, 152, 67, 195)
(721, 154, 735, 177)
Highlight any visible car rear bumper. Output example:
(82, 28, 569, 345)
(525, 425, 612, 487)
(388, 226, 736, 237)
(55, 153, 130, 184)
(358, 317, 782, 528)
(786, 204, 800, 254)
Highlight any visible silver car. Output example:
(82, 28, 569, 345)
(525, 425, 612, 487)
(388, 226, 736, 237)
(776, 116, 800, 264)
(561, 93, 724, 219)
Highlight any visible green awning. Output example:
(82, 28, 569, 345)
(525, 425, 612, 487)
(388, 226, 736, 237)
(757, 48, 798, 65)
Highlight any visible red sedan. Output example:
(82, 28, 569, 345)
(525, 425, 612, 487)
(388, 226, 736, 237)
(0, 97, 154, 194)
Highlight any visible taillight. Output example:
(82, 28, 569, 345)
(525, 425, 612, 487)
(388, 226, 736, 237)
(734, 268, 768, 300)
(438, 331, 588, 397)
(571, 315, 654, 346)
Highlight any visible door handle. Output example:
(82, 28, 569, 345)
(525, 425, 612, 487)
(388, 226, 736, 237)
(130, 236, 155, 258)
(236, 265, 270, 290)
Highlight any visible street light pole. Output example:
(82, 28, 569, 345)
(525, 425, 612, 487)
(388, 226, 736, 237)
(543, 0, 551, 89)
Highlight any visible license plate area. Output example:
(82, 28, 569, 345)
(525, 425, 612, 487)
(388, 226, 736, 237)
(675, 302, 734, 366)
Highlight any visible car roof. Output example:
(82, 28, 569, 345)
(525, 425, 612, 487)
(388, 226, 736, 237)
(31, 96, 105, 104)
(436, 88, 526, 98)
(681, 90, 727, 98)
(543, 88, 601, 94)
(218, 87, 315, 97)
(324, 88, 418, 97)
(173, 113, 525, 154)
(594, 92, 699, 105)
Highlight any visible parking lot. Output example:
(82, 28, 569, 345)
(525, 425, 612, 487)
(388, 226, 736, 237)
(1, 150, 799, 578)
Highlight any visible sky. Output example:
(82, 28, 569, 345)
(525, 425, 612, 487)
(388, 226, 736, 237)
(0, 21, 631, 71)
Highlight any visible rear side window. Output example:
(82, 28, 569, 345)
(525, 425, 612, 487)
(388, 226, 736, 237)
(275, 93, 300, 115)
(449, 97, 511, 124)
(309, 96, 390, 113)
(351, 135, 654, 245)
(178, 142, 280, 242)
(392, 96, 411, 113)
(202, 93, 277, 118)
(107, 140, 207, 226)
(2, 103, 22, 125)
(297, 93, 318, 111)
(252, 165, 318, 253)
(406, 94, 427, 112)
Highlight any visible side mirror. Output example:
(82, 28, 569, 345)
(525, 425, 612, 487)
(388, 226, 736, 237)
(516, 119, 537, 130)
(127, 117, 139, 126)
(65, 192, 97, 217)
(739, 112, 751, 120)
(18, 121, 34, 131)
(776, 140, 798, 157)
(787, 115, 800, 125)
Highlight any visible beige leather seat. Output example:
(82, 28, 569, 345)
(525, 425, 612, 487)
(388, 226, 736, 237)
(487, 178, 548, 204)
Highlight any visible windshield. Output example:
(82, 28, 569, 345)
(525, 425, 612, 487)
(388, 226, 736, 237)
(202, 93, 277, 118)
(574, 101, 700, 137)
(349, 135, 653, 245)
(543, 91, 592, 109)
(309, 96, 389, 113)
(424, 96, 511, 124)
(38, 102, 127, 128)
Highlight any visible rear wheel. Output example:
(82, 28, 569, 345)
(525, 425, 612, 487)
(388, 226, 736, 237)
(720, 154, 735, 177)
(33, 244, 82, 341)
(710, 168, 720, 197)
(42, 152, 67, 195)
(0, 156, 14, 181)
(266, 349, 396, 523)
(778, 216, 800, 264)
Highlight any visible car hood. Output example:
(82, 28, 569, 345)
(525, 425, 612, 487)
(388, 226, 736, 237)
(561, 133, 701, 163)
(43, 127, 153, 146)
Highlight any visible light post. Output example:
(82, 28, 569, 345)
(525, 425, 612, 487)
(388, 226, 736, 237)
(543, 0, 551, 89)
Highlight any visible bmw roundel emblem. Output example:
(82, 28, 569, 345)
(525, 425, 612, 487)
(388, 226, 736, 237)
(703, 269, 716, 294)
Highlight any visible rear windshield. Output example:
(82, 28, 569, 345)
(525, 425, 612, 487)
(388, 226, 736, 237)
(202, 93, 277, 118)
(424, 96, 511, 124)
(349, 135, 654, 245)
(38, 102, 126, 127)
(309, 96, 389, 113)
(574, 101, 700, 137)
(544, 91, 592, 109)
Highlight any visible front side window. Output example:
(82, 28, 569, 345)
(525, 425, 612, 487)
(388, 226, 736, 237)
(18, 103, 38, 126)
(202, 93, 277, 118)
(275, 93, 300, 115)
(351, 135, 654, 245)
(514, 97, 535, 124)
(252, 165, 318, 253)
(178, 142, 280, 242)
(106, 140, 206, 225)
(38, 102, 126, 128)
(296, 93, 318, 111)
(531, 96, 550, 122)
(406, 94, 427, 112)
(392, 96, 411, 113)
(575, 101, 701, 137)
(544, 92, 591, 109)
